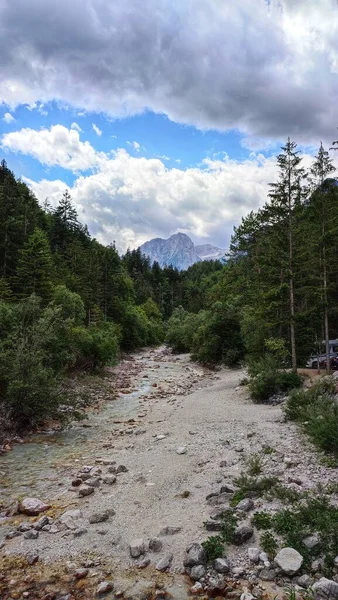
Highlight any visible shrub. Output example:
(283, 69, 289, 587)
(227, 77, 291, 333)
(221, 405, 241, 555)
(260, 531, 278, 559)
(247, 454, 262, 476)
(286, 379, 338, 456)
(71, 322, 121, 371)
(252, 511, 273, 530)
(248, 356, 302, 403)
(202, 536, 224, 561)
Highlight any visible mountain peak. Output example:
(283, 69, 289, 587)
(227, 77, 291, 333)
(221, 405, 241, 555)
(139, 233, 225, 270)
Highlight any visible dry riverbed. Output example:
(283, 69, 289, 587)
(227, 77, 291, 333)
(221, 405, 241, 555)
(0, 347, 337, 600)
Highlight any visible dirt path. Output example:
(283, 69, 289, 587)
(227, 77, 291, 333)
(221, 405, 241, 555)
(1, 347, 336, 599)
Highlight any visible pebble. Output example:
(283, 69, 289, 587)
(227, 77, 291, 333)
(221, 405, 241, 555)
(190, 564, 207, 580)
(235, 498, 254, 511)
(24, 530, 39, 539)
(214, 558, 230, 574)
(89, 510, 113, 524)
(19, 498, 50, 516)
(26, 552, 39, 565)
(248, 548, 260, 563)
(102, 474, 116, 485)
(176, 446, 187, 455)
(190, 582, 203, 594)
(74, 568, 88, 579)
(116, 464, 128, 473)
(184, 543, 207, 567)
(149, 537, 163, 552)
(234, 524, 254, 545)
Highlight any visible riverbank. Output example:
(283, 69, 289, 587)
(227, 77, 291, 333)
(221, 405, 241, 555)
(0, 347, 337, 599)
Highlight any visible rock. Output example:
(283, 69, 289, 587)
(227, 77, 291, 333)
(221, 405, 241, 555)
(18, 522, 32, 532)
(24, 530, 39, 539)
(108, 465, 117, 474)
(207, 575, 225, 594)
(96, 581, 114, 595)
(214, 558, 230, 574)
(73, 527, 88, 537)
(190, 582, 203, 595)
(241, 593, 255, 600)
(313, 578, 338, 600)
(72, 478, 83, 487)
(190, 564, 207, 580)
(81, 465, 94, 473)
(116, 464, 128, 473)
(303, 533, 321, 549)
(204, 521, 222, 531)
(34, 515, 49, 530)
(298, 574, 314, 588)
(184, 543, 207, 567)
(176, 446, 187, 455)
(274, 547, 303, 575)
(129, 538, 146, 558)
(220, 484, 235, 493)
(89, 510, 113, 524)
(233, 566, 245, 576)
(59, 509, 83, 530)
(260, 569, 276, 581)
(78, 484, 95, 497)
(234, 524, 254, 545)
(85, 477, 101, 488)
(155, 553, 173, 571)
(136, 557, 151, 568)
(26, 552, 39, 565)
(219, 460, 227, 467)
(248, 548, 260, 563)
(156, 434, 167, 441)
(149, 538, 163, 552)
(74, 568, 88, 579)
(235, 498, 254, 512)
(159, 526, 182, 535)
(19, 498, 50, 516)
(102, 475, 116, 485)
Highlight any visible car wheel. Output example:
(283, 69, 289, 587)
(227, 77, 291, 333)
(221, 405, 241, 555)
(312, 361, 318, 369)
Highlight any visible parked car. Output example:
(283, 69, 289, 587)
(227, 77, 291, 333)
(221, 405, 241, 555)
(306, 339, 338, 369)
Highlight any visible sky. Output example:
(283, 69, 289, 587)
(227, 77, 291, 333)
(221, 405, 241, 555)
(1, 0, 338, 252)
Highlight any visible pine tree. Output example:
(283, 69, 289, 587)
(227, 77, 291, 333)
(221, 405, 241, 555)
(310, 143, 336, 371)
(268, 138, 308, 371)
(16, 228, 53, 300)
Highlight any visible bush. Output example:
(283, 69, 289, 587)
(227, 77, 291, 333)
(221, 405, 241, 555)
(202, 536, 224, 561)
(286, 378, 338, 456)
(71, 322, 121, 371)
(248, 356, 302, 402)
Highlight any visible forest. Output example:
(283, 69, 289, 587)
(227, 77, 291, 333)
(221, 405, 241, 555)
(1, 137, 338, 432)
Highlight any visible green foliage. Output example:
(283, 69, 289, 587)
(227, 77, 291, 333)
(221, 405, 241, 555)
(16, 228, 53, 300)
(252, 511, 273, 530)
(248, 356, 302, 402)
(286, 379, 338, 456)
(202, 536, 224, 561)
(231, 474, 279, 505)
(220, 510, 238, 544)
(52, 285, 85, 325)
(247, 454, 262, 476)
(260, 531, 278, 559)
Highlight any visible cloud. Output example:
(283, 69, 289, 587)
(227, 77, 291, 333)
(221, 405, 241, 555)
(71, 122, 82, 132)
(92, 123, 102, 136)
(1, 125, 105, 171)
(23, 147, 285, 252)
(0, 0, 337, 145)
(127, 140, 141, 152)
(3, 112, 15, 123)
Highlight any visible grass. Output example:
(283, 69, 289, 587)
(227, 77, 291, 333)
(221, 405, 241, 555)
(262, 445, 275, 455)
(252, 511, 273, 530)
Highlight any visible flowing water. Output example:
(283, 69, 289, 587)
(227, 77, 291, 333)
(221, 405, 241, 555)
(0, 372, 152, 503)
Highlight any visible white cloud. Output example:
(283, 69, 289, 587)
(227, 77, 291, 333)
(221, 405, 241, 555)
(71, 122, 82, 132)
(1, 125, 105, 171)
(24, 147, 284, 252)
(3, 112, 15, 123)
(92, 123, 102, 136)
(127, 140, 141, 152)
(0, 0, 337, 145)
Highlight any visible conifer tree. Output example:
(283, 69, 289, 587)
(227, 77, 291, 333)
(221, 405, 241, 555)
(16, 228, 53, 300)
(310, 143, 336, 370)
(268, 138, 308, 371)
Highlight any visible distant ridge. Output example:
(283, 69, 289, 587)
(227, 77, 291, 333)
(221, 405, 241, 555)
(139, 233, 226, 270)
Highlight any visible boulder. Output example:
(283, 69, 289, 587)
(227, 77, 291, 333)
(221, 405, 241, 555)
(313, 578, 338, 600)
(78, 485, 95, 497)
(274, 547, 303, 575)
(236, 498, 254, 512)
(19, 498, 50, 516)
(96, 581, 114, 596)
(184, 543, 207, 567)
(34, 516, 49, 530)
(298, 574, 314, 588)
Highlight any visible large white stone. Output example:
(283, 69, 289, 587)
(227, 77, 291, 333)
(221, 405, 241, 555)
(274, 547, 303, 575)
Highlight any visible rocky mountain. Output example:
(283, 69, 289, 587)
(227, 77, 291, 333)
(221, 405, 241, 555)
(139, 233, 226, 270)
